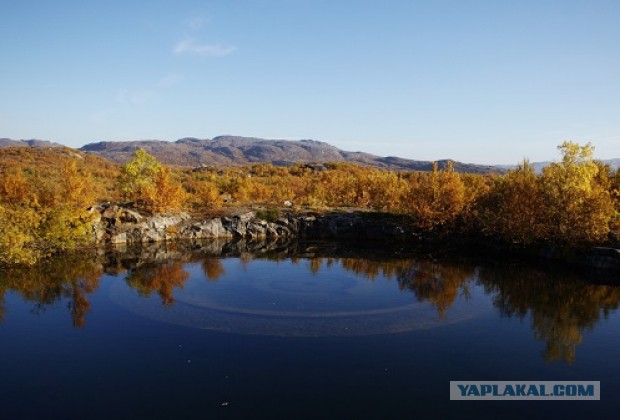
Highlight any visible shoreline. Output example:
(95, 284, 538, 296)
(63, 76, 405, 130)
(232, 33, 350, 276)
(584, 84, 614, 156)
(91, 204, 620, 271)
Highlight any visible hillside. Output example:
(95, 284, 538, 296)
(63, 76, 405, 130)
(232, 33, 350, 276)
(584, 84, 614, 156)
(0, 146, 119, 200)
(78, 135, 504, 174)
(0, 138, 63, 148)
(0, 146, 116, 172)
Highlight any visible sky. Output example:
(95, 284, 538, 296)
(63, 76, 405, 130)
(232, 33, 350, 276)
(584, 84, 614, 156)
(1, 0, 619, 164)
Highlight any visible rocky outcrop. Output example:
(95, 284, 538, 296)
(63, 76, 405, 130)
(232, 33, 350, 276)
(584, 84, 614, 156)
(93, 203, 192, 245)
(90, 205, 620, 270)
(296, 212, 410, 240)
(92, 205, 415, 246)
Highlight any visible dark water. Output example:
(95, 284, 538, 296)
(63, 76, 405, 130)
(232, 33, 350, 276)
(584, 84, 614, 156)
(1, 240, 619, 419)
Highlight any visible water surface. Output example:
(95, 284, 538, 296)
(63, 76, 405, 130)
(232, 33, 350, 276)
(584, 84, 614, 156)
(1, 240, 619, 419)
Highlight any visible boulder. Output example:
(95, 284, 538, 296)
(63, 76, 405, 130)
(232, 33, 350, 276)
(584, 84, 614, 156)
(120, 209, 143, 223)
(183, 219, 232, 239)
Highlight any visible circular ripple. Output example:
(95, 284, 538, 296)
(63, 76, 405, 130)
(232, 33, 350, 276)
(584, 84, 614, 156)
(110, 262, 487, 337)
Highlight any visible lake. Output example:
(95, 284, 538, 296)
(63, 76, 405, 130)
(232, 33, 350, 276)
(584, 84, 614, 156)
(1, 239, 619, 419)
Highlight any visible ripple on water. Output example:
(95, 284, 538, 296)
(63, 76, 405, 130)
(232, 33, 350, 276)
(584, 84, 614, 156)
(109, 261, 486, 337)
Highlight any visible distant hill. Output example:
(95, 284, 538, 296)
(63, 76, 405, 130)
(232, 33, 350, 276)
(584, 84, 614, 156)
(604, 158, 620, 170)
(3, 135, 617, 174)
(0, 145, 119, 179)
(0, 138, 63, 148)
(498, 159, 620, 173)
(79, 135, 505, 174)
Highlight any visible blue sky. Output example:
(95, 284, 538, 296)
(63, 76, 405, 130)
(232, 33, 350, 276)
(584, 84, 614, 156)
(1, 0, 619, 164)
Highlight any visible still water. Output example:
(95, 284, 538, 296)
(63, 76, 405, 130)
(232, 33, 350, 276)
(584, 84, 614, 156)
(1, 240, 619, 419)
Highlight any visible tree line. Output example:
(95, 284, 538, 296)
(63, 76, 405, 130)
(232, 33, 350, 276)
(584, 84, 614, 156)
(1, 142, 619, 265)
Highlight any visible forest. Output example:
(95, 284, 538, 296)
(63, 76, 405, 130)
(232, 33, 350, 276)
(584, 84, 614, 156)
(0, 141, 619, 266)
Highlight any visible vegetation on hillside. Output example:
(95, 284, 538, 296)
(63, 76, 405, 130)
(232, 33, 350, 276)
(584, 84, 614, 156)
(0, 148, 116, 265)
(0, 142, 618, 266)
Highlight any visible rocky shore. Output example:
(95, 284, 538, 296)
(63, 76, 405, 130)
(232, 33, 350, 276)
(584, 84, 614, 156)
(89, 204, 620, 271)
(91, 204, 413, 245)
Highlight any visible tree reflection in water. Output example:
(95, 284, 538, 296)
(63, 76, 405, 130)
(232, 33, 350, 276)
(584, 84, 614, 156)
(0, 242, 619, 364)
(201, 257, 225, 281)
(396, 260, 475, 318)
(337, 257, 620, 362)
(0, 253, 102, 327)
(126, 262, 189, 306)
(477, 265, 620, 363)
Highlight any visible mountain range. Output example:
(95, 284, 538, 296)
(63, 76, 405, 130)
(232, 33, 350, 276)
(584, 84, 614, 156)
(78, 136, 504, 174)
(2, 136, 618, 174)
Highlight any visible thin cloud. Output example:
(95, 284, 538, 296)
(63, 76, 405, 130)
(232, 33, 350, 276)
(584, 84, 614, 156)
(116, 89, 157, 105)
(185, 17, 208, 31)
(174, 39, 236, 56)
(157, 73, 184, 88)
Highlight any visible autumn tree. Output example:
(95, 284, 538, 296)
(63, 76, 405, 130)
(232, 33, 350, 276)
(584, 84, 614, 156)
(611, 168, 620, 235)
(478, 161, 547, 245)
(141, 167, 186, 213)
(406, 162, 466, 230)
(539, 142, 615, 245)
(0, 167, 29, 204)
(118, 149, 185, 213)
(197, 180, 223, 210)
(0, 160, 97, 265)
(0, 204, 41, 265)
(59, 160, 96, 207)
(118, 149, 162, 203)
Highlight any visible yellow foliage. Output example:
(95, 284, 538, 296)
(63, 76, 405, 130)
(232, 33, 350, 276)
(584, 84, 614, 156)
(140, 167, 186, 213)
(117, 148, 161, 202)
(59, 160, 96, 207)
(0, 149, 103, 266)
(539, 142, 614, 245)
(0, 167, 30, 204)
(478, 161, 548, 244)
(196, 180, 223, 210)
(405, 162, 466, 230)
(0, 204, 42, 265)
(1, 141, 619, 266)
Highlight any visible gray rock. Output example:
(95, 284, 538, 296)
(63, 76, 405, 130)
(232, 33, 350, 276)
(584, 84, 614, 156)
(237, 211, 256, 223)
(93, 204, 413, 246)
(120, 209, 143, 223)
(247, 223, 267, 238)
(109, 232, 127, 244)
(184, 219, 232, 239)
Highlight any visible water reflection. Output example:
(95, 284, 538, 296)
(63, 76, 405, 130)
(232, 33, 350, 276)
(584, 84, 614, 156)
(202, 257, 225, 281)
(126, 262, 189, 306)
(0, 254, 102, 327)
(477, 264, 620, 363)
(0, 240, 619, 362)
(396, 260, 475, 318)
